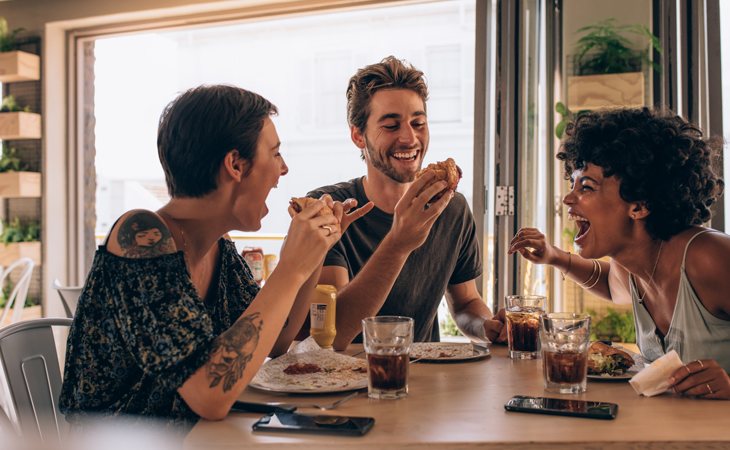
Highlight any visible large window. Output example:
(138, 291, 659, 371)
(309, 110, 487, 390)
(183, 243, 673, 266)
(92, 1, 477, 258)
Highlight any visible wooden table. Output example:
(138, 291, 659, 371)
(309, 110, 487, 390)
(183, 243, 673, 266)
(185, 345, 730, 449)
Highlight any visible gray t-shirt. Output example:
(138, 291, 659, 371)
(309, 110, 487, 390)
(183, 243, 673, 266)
(308, 177, 482, 342)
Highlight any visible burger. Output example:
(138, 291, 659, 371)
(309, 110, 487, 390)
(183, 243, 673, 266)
(417, 157, 462, 191)
(587, 341, 635, 376)
(416, 158, 462, 201)
(289, 197, 334, 217)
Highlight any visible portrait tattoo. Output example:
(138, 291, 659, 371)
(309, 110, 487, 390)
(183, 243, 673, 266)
(208, 312, 263, 392)
(116, 211, 175, 258)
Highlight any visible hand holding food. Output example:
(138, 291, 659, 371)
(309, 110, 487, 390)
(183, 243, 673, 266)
(416, 158, 462, 200)
(289, 197, 334, 217)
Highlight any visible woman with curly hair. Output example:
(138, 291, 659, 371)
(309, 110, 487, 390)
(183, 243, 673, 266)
(509, 108, 730, 400)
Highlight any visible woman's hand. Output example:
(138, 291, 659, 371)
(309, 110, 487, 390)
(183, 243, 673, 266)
(278, 198, 341, 282)
(669, 359, 730, 400)
(508, 227, 563, 266)
(331, 197, 374, 235)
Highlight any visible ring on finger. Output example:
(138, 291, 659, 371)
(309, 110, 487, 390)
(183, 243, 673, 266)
(696, 360, 704, 369)
(706, 384, 713, 395)
(684, 365, 692, 375)
(321, 225, 333, 236)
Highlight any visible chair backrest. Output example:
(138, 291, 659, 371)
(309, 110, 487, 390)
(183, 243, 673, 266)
(51, 279, 83, 319)
(0, 318, 72, 442)
(0, 258, 35, 325)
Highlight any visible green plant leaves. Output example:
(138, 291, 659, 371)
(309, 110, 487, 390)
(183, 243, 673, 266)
(573, 18, 662, 76)
(0, 95, 31, 113)
(587, 308, 636, 343)
(0, 217, 40, 244)
(0, 143, 25, 172)
(0, 17, 24, 53)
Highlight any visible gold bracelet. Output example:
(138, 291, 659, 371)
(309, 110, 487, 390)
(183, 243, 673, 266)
(582, 260, 602, 290)
(578, 259, 598, 287)
(559, 252, 572, 281)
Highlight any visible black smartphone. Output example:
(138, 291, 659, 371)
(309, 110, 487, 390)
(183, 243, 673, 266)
(252, 412, 375, 436)
(504, 395, 618, 420)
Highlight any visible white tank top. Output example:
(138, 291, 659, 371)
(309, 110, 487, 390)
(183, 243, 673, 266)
(630, 229, 730, 372)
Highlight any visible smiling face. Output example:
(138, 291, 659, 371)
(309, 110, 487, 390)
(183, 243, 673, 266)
(235, 117, 288, 231)
(563, 164, 637, 258)
(353, 89, 429, 183)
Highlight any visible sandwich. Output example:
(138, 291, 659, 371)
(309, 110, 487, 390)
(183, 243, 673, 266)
(289, 197, 334, 217)
(417, 158, 462, 191)
(587, 341, 635, 376)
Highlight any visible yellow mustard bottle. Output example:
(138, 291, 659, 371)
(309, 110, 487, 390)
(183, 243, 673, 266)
(310, 284, 337, 349)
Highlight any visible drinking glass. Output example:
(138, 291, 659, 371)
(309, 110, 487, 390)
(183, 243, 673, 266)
(540, 312, 591, 394)
(505, 295, 545, 359)
(361, 316, 413, 400)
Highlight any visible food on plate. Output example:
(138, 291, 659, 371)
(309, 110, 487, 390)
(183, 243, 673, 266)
(251, 350, 367, 392)
(283, 363, 322, 375)
(587, 341, 635, 376)
(289, 197, 334, 217)
(417, 158, 462, 192)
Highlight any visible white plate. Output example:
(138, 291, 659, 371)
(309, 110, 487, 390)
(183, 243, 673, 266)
(249, 350, 368, 394)
(409, 342, 490, 363)
(587, 366, 642, 382)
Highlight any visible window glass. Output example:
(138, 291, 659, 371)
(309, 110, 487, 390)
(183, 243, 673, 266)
(94, 1, 477, 259)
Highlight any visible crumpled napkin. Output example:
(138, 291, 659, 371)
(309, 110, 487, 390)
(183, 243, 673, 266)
(288, 336, 323, 354)
(629, 350, 683, 397)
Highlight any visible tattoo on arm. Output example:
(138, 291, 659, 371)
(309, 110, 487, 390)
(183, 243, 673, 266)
(208, 312, 263, 392)
(116, 211, 175, 258)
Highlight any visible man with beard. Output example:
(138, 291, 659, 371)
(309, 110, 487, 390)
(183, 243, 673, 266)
(308, 56, 506, 350)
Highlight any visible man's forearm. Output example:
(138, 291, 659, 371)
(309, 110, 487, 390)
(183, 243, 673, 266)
(333, 233, 412, 349)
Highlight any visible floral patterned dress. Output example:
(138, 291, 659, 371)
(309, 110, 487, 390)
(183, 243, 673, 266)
(59, 239, 258, 429)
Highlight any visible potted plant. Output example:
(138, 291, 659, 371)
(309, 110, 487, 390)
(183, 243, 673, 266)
(0, 17, 39, 83)
(0, 217, 41, 265)
(0, 94, 41, 140)
(567, 18, 661, 111)
(0, 143, 40, 197)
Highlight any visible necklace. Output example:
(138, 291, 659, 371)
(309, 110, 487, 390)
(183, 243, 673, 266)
(636, 241, 664, 302)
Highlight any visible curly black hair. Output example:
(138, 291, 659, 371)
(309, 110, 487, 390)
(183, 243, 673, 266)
(557, 108, 724, 240)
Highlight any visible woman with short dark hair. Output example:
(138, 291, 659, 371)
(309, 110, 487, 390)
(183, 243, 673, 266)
(60, 85, 369, 427)
(510, 107, 730, 400)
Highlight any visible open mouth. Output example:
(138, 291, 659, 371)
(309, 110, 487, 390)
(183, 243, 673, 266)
(390, 149, 419, 162)
(569, 213, 591, 241)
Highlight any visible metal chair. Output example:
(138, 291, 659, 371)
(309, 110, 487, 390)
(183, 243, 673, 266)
(51, 279, 83, 319)
(0, 258, 35, 325)
(0, 318, 72, 442)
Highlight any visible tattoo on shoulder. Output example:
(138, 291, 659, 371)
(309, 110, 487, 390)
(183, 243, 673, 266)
(116, 211, 175, 258)
(208, 312, 263, 392)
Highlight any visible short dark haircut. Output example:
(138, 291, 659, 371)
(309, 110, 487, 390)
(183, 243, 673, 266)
(346, 55, 429, 135)
(157, 85, 278, 197)
(558, 108, 724, 240)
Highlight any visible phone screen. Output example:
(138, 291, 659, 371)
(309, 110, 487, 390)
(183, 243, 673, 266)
(252, 412, 375, 436)
(504, 395, 618, 420)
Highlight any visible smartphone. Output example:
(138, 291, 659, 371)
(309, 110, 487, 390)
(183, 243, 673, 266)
(252, 412, 375, 436)
(504, 395, 618, 420)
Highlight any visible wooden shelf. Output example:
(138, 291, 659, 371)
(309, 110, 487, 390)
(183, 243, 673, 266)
(567, 72, 645, 110)
(0, 241, 40, 266)
(0, 171, 41, 198)
(0, 111, 42, 140)
(0, 51, 40, 83)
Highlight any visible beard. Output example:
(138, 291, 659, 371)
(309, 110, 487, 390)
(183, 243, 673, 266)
(363, 136, 423, 183)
